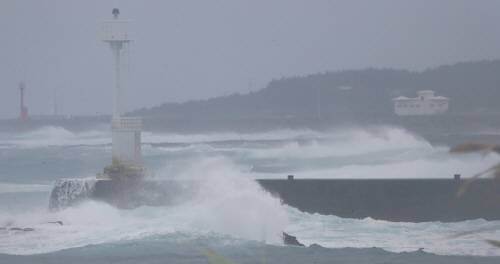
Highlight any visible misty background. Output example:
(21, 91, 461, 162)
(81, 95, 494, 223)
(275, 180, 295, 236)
(1, 0, 500, 119)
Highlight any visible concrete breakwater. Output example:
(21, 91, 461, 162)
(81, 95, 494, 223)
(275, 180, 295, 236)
(50, 177, 500, 222)
(257, 178, 500, 222)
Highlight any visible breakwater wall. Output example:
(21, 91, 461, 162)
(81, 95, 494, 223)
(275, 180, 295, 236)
(257, 178, 500, 222)
(61, 177, 500, 222)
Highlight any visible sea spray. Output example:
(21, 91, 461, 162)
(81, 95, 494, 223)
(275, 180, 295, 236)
(4, 126, 500, 256)
(285, 206, 500, 256)
(0, 126, 109, 148)
(245, 126, 432, 160)
(158, 156, 289, 244)
(49, 178, 97, 210)
(1, 156, 289, 255)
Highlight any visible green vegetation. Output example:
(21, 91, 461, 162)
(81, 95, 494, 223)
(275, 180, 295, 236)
(134, 60, 500, 120)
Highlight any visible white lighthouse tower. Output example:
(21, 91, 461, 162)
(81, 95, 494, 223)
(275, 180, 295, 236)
(101, 8, 143, 179)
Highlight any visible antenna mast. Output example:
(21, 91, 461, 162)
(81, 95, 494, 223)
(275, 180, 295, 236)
(19, 82, 28, 121)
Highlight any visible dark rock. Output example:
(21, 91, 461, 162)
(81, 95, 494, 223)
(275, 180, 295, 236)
(283, 232, 305, 247)
(48, 221, 64, 226)
(309, 243, 325, 249)
(5, 227, 35, 232)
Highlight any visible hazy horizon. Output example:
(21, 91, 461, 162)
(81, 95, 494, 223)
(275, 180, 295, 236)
(3, 2, 500, 260)
(1, 0, 500, 118)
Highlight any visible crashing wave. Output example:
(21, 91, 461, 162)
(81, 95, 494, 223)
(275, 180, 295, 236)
(49, 178, 96, 210)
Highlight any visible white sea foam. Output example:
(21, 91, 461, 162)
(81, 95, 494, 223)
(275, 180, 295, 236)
(285, 206, 500, 256)
(142, 128, 325, 144)
(253, 152, 500, 179)
(145, 126, 432, 161)
(0, 126, 110, 148)
(2, 126, 500, 256)
(2, 197, 500, 256)
(243, 127, 431, 159)
(0, 157, 287, 255)
(146, 126, 499, 180)
(0, 126, 328, 148)
(49, 178, 97, 210)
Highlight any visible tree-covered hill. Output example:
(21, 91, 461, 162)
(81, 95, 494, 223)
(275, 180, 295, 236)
(133, 60, 500, 120)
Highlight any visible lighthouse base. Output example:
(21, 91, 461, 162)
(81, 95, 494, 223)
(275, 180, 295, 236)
(92, 179, 191, 209)
(49, 177, 194, 210)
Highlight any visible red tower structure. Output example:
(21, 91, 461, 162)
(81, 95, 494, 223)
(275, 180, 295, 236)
(19, 82, 28, 121)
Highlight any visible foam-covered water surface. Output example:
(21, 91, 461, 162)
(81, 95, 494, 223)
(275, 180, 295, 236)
(1, 126, 500, 257)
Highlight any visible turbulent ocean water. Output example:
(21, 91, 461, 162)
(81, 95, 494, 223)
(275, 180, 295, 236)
(1, 126, 500, 261)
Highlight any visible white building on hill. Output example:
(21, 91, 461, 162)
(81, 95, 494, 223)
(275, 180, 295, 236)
(392, 90, 449, 116)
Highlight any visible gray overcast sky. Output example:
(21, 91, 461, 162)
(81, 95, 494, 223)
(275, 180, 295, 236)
(1, 0, 500, 118)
